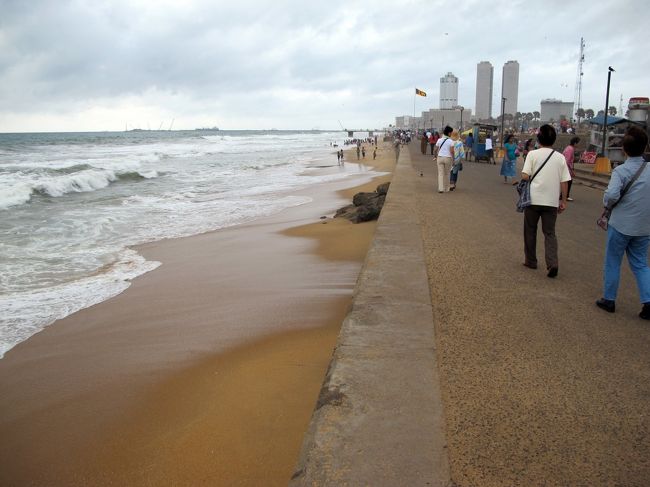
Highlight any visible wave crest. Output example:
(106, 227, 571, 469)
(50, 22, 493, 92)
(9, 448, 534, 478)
(0, 168, 159, 209)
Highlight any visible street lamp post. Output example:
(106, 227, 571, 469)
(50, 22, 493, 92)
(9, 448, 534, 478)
(454, 105, 465, 131)
(601, 66, 615, 157)
(500, 97, 507, 148)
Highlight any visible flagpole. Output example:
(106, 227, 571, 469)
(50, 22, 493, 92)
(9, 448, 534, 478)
(413, 88, 416, 128)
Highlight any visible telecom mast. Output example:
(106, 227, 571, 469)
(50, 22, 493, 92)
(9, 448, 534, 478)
(573, 38, 585, 118)
(619, 94, 623, 117)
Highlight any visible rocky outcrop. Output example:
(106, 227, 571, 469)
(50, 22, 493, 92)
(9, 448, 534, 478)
(335, 182, 390, 223)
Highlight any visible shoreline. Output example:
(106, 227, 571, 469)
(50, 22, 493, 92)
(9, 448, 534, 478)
(0, 142, 393, 486)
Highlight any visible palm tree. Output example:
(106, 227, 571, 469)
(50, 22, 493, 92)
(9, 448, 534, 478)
(575, 108, 585, 126)
(608, 106, 617, 116)
(585, 108, 595, 119)
(533, 111, 541, 121)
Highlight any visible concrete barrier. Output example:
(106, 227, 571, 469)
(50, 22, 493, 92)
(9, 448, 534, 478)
(290, 148, 452, 486)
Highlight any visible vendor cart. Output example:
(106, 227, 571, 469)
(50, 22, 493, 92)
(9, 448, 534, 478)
(471, 123, 498, 163)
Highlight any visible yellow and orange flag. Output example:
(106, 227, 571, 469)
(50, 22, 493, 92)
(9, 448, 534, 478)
(415, 88, 427, 97)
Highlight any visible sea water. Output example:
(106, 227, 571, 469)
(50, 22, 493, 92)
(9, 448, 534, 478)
(0, 130, 367, 358)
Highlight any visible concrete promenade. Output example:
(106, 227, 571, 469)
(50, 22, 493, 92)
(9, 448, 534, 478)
(292, 143, 650, 486)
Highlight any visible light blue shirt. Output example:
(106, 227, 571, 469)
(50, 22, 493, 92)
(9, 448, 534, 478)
(604, 156, 650, 236)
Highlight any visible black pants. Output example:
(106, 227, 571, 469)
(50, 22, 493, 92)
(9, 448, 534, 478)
(524, 205, 559, 269)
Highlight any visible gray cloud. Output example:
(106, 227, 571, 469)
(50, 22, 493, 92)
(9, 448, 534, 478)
(0, 0, 647, 131)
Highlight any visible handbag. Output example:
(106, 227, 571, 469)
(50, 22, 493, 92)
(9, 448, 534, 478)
(596, 160, 648, 230)
(516, 149, 555, 213)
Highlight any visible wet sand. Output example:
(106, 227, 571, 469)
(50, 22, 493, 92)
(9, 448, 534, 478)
(0, 143, 394, 486)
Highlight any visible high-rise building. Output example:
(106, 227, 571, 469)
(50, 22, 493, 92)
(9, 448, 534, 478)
(475, 61, 493, 120)
(439, 72, 458, 109)
(501, 60, 519, 115)
(540, 99, 574, 122)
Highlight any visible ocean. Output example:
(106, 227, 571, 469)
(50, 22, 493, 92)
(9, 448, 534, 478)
(0, 129, 368, 358)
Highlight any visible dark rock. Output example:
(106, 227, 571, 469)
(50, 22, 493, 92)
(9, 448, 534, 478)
(334, 204, 357, 220)
(353, 191, 380, 207)
(336, 187, 387, 223)
(376, 182, 390, 195)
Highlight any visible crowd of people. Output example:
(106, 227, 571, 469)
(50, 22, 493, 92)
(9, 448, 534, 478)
(424, 123, 650, 321)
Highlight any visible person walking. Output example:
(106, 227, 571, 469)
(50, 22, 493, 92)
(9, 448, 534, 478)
(465, 132, 474, 161)
(563, 136, 580, 201)
(421, 133, 428, 154)
(595, 126, 650, 319)
(449, 129, 465, 190)
(434, 126, 454, 193)
(520, 124, 571, 278)
(485, 133, 495, 164)
(522, 138, 533, 161)
(500, 134, 518, 184)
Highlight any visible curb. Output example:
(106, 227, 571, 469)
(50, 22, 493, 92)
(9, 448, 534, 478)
(289, 147, 453, 486)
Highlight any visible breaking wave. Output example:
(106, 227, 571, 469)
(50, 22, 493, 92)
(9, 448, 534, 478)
(0, 168, 158, 209)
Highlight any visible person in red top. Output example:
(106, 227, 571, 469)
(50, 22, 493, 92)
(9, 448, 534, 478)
(562, 137, 580, 201)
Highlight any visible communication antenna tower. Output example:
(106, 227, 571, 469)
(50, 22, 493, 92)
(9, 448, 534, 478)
(573, 37, 585, 116)
(619, 94, 623, 117)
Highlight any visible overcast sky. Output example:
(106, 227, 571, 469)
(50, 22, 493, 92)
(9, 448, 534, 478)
(1, 0, 648, 132)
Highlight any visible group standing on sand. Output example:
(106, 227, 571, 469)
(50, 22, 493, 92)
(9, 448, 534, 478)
(425, 123, 650, 321)
(337, 149, 344, 165)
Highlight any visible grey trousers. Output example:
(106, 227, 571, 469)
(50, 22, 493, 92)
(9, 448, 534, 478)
(524, 205, 559, 269)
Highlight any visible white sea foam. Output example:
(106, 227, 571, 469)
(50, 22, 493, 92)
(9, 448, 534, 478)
(0, 249, 160, 359)
(0, 129, 361, 358)
(0, 167, 159, 209)
(0, 183, 33, 209)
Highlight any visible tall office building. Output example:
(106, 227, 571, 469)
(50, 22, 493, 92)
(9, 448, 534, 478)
(439, 72, 458, 109)
(501, 60, 519, 115)
(475, 61, 493, 120)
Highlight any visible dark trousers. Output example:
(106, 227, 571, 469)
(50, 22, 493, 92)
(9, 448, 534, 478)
(524, 205, 559, 269)
(567, 179, 573, 198)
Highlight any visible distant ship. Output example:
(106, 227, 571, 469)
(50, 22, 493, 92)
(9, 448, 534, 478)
(194, 127, 220, 131)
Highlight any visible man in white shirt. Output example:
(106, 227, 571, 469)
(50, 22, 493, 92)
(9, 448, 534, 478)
(521, 124, 571, 278)
(485, 133, 495, 164)
(434, 126, 454, 193)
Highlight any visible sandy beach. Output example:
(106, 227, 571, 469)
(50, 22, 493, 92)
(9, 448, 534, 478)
(0, 142, 394, 486)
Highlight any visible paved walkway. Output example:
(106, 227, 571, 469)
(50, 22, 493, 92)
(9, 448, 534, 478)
(411, 145, 649, 486)
(292, 144, 650, 486)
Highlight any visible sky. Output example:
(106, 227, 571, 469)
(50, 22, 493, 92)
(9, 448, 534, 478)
(0, 0, 648, 132)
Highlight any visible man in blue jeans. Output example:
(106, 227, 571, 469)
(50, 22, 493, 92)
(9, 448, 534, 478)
(596, 126, 650, 320)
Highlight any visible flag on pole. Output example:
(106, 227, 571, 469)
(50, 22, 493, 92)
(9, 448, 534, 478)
(415, 88, 427, 97)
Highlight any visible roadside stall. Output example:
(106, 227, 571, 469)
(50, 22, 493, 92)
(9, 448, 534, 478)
(471, 123, 498, 163)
